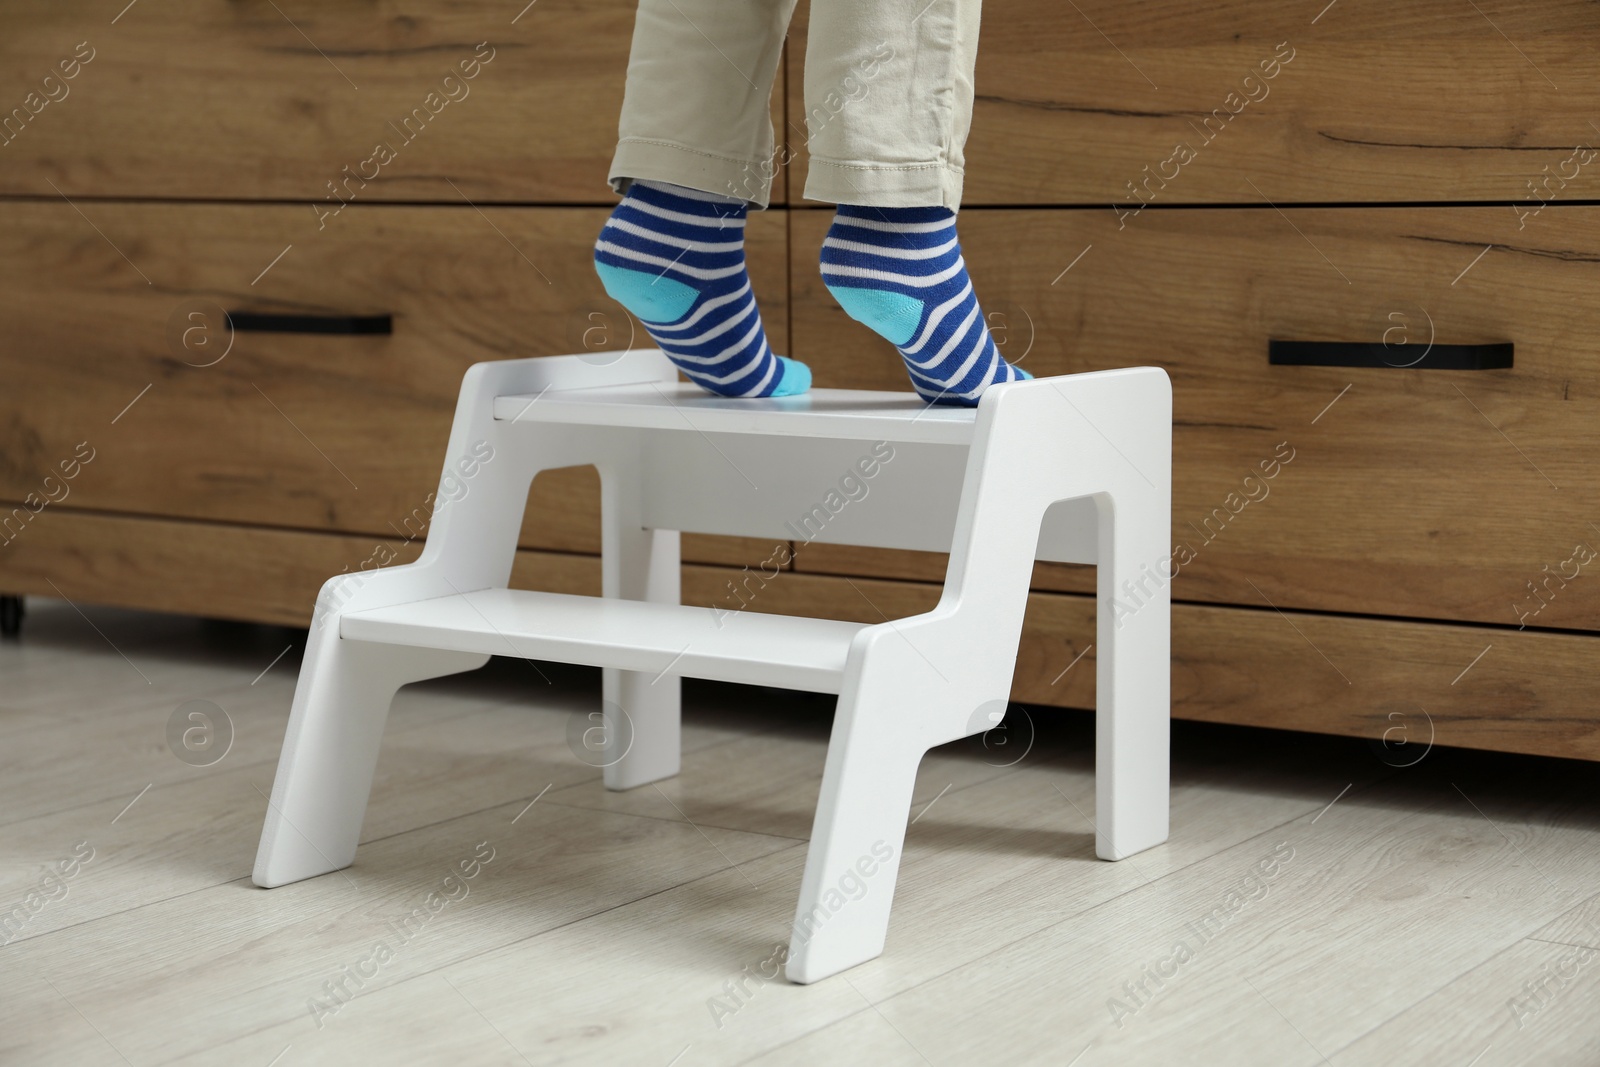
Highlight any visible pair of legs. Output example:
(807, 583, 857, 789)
(592, 0, 1028, 406)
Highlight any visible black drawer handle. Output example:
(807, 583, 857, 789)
(1270, 339, 1512, 370)
(226, 312, 393, 335)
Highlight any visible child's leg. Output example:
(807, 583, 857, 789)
(599, 0, 808, 397)
(804, 0, 1027, 405)
(608, 0, 798, 207)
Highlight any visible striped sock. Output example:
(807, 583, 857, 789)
(819, 205, 1030, 406)
(593, 180, 809, 398)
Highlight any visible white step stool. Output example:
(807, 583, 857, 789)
(253, 350, 1172, 984)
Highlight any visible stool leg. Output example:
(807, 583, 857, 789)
(253, 638, 485, 887)
(785, 663, 930, 984)
(600, 458, 681, 790)
(1094, 488, 1170, 860)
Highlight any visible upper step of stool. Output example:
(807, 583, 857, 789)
(492, 382, 978, 446)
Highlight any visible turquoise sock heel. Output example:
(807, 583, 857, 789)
(593, 180, 810, 398)
(819, 205, 1028, 405)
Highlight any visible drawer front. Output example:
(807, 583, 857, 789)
(0, 1, 771, 203)
(689, 565, 1600, 762)
(10, 510, 1593, 760)
(0, 201, 788, 569)
(789, 205, 1600, 631)
(784, 0, 1598, 204)
(0, 509, 601, 626)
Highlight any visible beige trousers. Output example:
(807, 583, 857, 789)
(608, 0, 982, 210)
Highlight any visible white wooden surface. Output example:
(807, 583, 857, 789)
(493, 382, 980, 445)
(342, 588, 866, 693)
(253, 351, 1173, 983)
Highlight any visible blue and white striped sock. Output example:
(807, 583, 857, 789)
(820, 205, 1030, 406)
(593, 180, 809, 398)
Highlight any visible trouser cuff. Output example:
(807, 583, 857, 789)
(802, 158, 965, 211)
(609, 138, 777, 210)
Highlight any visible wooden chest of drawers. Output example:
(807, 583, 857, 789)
(3, 1, 1595, 759)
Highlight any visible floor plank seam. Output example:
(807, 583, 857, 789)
(1321, 927, 1595, 1061)
(0, 691, 784, 832)
(731, 1002, 882, 1066)
(143, 841, 817, 1065)
(1525, 934, 1600, 950)
(2, 794, 805, 954)
(847, 777, 1507, 1059)
(6, 874, 260, 952)
(720, 790, 1356, 1061)
(0, 698, 580, 832)
(530, 795, 813, 844)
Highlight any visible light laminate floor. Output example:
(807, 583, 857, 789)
(1, 598, 1597, 1066)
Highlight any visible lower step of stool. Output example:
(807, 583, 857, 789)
(339, 588, 865, 693)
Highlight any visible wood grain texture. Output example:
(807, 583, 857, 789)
(749, 761, 1600, 1065)
(5, 509, 1596, 758)
(0, 201, 787, 568)
(789, 206, 1600, 631)
(0, 649, 757, 949)
(783, 0, 1600, 205)
(1530, 891, 1600, 955)
(1334, 936, 1600, 1066)
(0, 2, 584, 202)
(0, 506, 603, 626)
(361, 748, 1368, 1065)
(0, 0, 786, 203)
(0, 782, 795, 1065)
(786, 541, 1092, 595)
(704, 564, 1600, 762)
(3, 601, 1597, 1064)
(0, 507, 786, 628)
